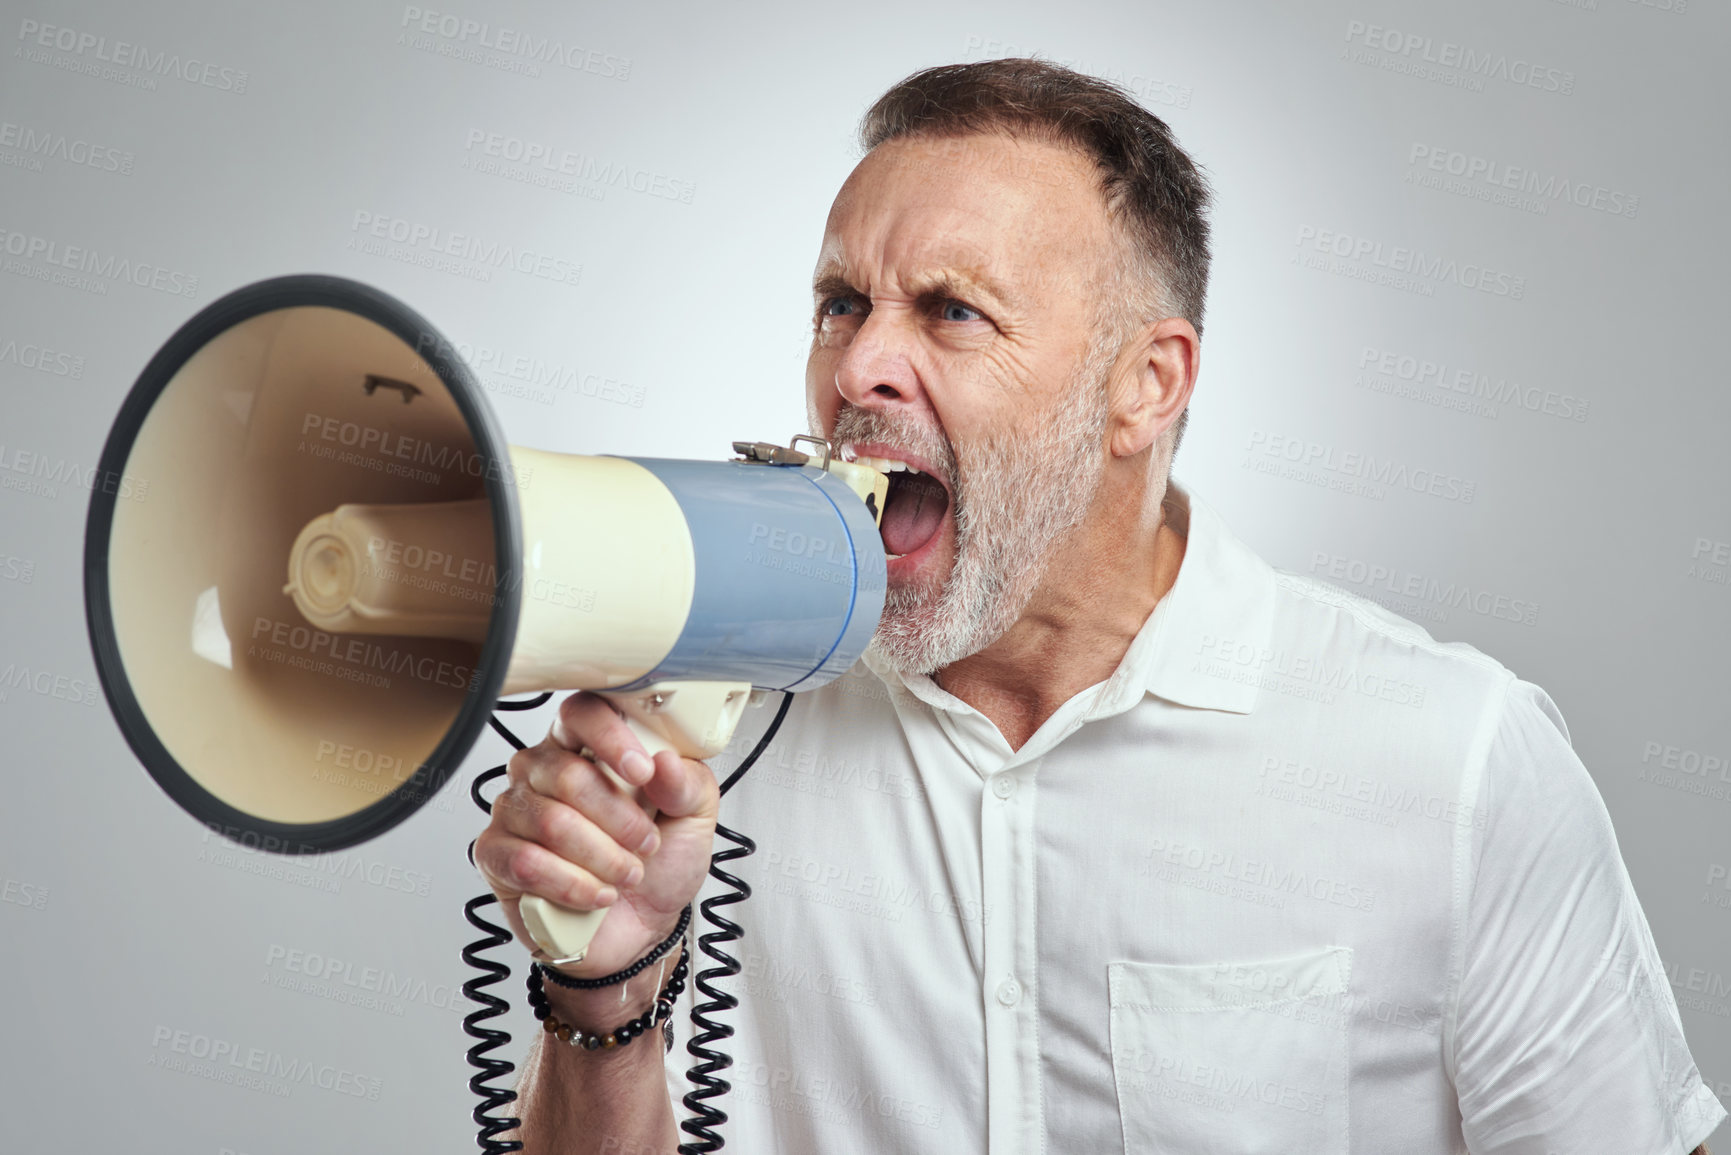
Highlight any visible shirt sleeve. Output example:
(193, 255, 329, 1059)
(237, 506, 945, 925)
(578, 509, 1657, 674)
(1448, 678, 1726, 1154)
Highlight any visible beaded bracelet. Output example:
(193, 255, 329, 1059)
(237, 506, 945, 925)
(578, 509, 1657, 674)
(538, 904, 692, 990)
(527, 941, 688, 1053)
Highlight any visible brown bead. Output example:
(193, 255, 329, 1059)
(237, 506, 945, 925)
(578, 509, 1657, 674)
(542, 1018, 558, 1034)
(555, 1025, 572, 1042)
(601, 1033, 617, 1049)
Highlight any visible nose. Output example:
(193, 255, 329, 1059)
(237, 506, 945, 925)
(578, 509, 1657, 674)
(832, 308, 926, 414)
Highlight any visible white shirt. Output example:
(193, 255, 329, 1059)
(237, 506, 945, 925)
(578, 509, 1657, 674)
(663, 482, 1725, 1154)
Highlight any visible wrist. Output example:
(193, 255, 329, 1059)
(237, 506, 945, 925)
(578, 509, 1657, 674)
(529, 941, 688, 1054)
(539, 904, 691, 990)
(540, 973, 662, 1030)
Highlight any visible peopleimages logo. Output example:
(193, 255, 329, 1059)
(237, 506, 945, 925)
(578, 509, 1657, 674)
(1407, 144, 1638, 219)
(298, 408, 534, 489)
(1193, 633, 1428, 709)
(0, 224, 199, 297)
(15, 18, 248, 93)
(413, 333, 647, 409)
(1342, 19, 1574, 96)
(1356, 346, 1589, 424)
(347, 210, 582, 288)
(263, 943, 467, 1017)
(1686, 537, 1730, 589)
(462, 129, 695, 205)
(397, 6, 630, 80)
(0, 443, 150, 502)
(0, 118, 134, 175)
(1294, 226, 1526, 300)
(1637, 740, 1731, 804)
(1308, 551, 1540, 628)
(0, 661, 101, 707)
(0, 333, 85, 379)
(1243, 429, 1478, 505)
(148, 1025, 382, 1100)
(247, 615, 478, 694)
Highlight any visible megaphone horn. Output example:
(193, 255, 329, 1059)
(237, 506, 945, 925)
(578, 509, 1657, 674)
(85, 274, 887, 964)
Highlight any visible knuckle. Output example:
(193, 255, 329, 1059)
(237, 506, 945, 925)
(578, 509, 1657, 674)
(614, 806, 653, 847)
(493, 783, 533, 826)
(609, 847, 641, 880)
(559, 871, 603, 909)
(504, 843, 546, 891)
(530, 799, 574, 848)
(556, 760, 604, 809)
(472, 833, 504, 882)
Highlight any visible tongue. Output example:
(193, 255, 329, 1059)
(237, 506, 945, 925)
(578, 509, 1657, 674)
(880, 472, 949, 557)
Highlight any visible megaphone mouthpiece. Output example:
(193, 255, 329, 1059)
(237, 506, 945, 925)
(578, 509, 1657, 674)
(284, 498, 494, 642)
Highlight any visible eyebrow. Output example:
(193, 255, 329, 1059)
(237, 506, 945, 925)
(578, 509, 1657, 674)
(811, 263, 1021, 312)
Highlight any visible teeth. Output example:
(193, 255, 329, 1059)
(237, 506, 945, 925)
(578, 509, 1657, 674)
(886, 553, 904, 561)
(853, 454, 920, 476)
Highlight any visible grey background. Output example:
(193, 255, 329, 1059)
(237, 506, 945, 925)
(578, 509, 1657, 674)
(1, 0, 1726, 1151)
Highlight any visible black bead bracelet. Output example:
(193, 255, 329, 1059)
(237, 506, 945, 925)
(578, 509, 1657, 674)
(538, 903, 692, 990)
(526, 941, 688, 1054)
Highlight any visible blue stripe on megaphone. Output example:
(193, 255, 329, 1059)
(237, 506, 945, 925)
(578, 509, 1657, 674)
(611, 459, 886, 693)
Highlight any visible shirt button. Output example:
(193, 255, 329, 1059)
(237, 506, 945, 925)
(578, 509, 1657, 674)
(995, 978, 1022, 1007)
(991, 775, 1016, 800)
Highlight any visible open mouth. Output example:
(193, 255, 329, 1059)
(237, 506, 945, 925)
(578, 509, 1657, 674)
(849, 451, 952, 562)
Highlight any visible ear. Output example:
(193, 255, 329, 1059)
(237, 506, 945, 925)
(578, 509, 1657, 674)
(1106, 316, 1199, 459)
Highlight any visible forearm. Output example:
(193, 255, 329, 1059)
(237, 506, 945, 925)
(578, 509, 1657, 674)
(506, 985, 679, 1154)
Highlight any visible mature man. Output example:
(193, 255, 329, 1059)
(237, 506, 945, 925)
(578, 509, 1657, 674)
(476, 60, 1724, 1153)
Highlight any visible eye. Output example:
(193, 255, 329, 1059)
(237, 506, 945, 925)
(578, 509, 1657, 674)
(822, 296, 862, 317)
(940, 300, 983, 323)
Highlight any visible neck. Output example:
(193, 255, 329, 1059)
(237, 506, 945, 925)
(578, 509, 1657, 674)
(933, 479, 1186, 751)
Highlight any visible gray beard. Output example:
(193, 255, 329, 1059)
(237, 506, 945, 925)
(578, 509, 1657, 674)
(826, 353, 1112, 678)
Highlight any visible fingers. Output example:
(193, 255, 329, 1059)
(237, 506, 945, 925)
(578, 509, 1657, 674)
(523, 741, 661, 857)
(550, 692, 656, 787)
(474, 827, 619, 914)
(641, 749, 719, 820)
(494, 766, 646, 894)
(544, 689, 717, 818)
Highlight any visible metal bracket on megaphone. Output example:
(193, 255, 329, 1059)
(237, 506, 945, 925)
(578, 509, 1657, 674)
(734, 435, 889, 527)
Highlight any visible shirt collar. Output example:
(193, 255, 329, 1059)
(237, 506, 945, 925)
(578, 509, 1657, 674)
(862, 478, 1277, 720)
(1117, 480, 1277, 715)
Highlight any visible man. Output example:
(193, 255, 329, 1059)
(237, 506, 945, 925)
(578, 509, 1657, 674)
(476, 59, 1724, 1153)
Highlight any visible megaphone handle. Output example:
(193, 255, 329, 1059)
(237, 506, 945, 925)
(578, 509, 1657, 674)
(518, 716, 673, 966)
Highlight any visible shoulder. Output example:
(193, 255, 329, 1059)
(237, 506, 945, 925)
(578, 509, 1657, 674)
(1248, 567, 1516, 726)
(1270, 567, 1509, 678)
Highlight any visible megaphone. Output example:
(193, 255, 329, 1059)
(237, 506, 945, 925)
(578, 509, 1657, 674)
(84, 274, 887, 964)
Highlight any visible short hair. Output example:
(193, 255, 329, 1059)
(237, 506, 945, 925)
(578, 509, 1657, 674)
(859, 58, 1213, 450)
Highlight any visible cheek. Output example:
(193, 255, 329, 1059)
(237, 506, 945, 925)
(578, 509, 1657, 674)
(944, 342, 1041, 409)
(805, 353, 842, 423)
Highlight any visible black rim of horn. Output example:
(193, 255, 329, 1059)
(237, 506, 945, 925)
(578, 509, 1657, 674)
(83, 274, 524, 854)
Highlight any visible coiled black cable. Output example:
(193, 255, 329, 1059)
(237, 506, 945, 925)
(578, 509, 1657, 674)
(679, 691, 793, 1154)
(462, 691, 551, 1154)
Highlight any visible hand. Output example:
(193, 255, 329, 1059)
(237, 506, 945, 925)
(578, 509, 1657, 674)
(474, 691, 720, 978)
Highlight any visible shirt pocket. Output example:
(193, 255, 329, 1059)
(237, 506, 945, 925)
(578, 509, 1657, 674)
(1108, 947, 1352, 1155)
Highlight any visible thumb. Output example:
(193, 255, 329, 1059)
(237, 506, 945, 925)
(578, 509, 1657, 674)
(640, 749, 718, 820)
